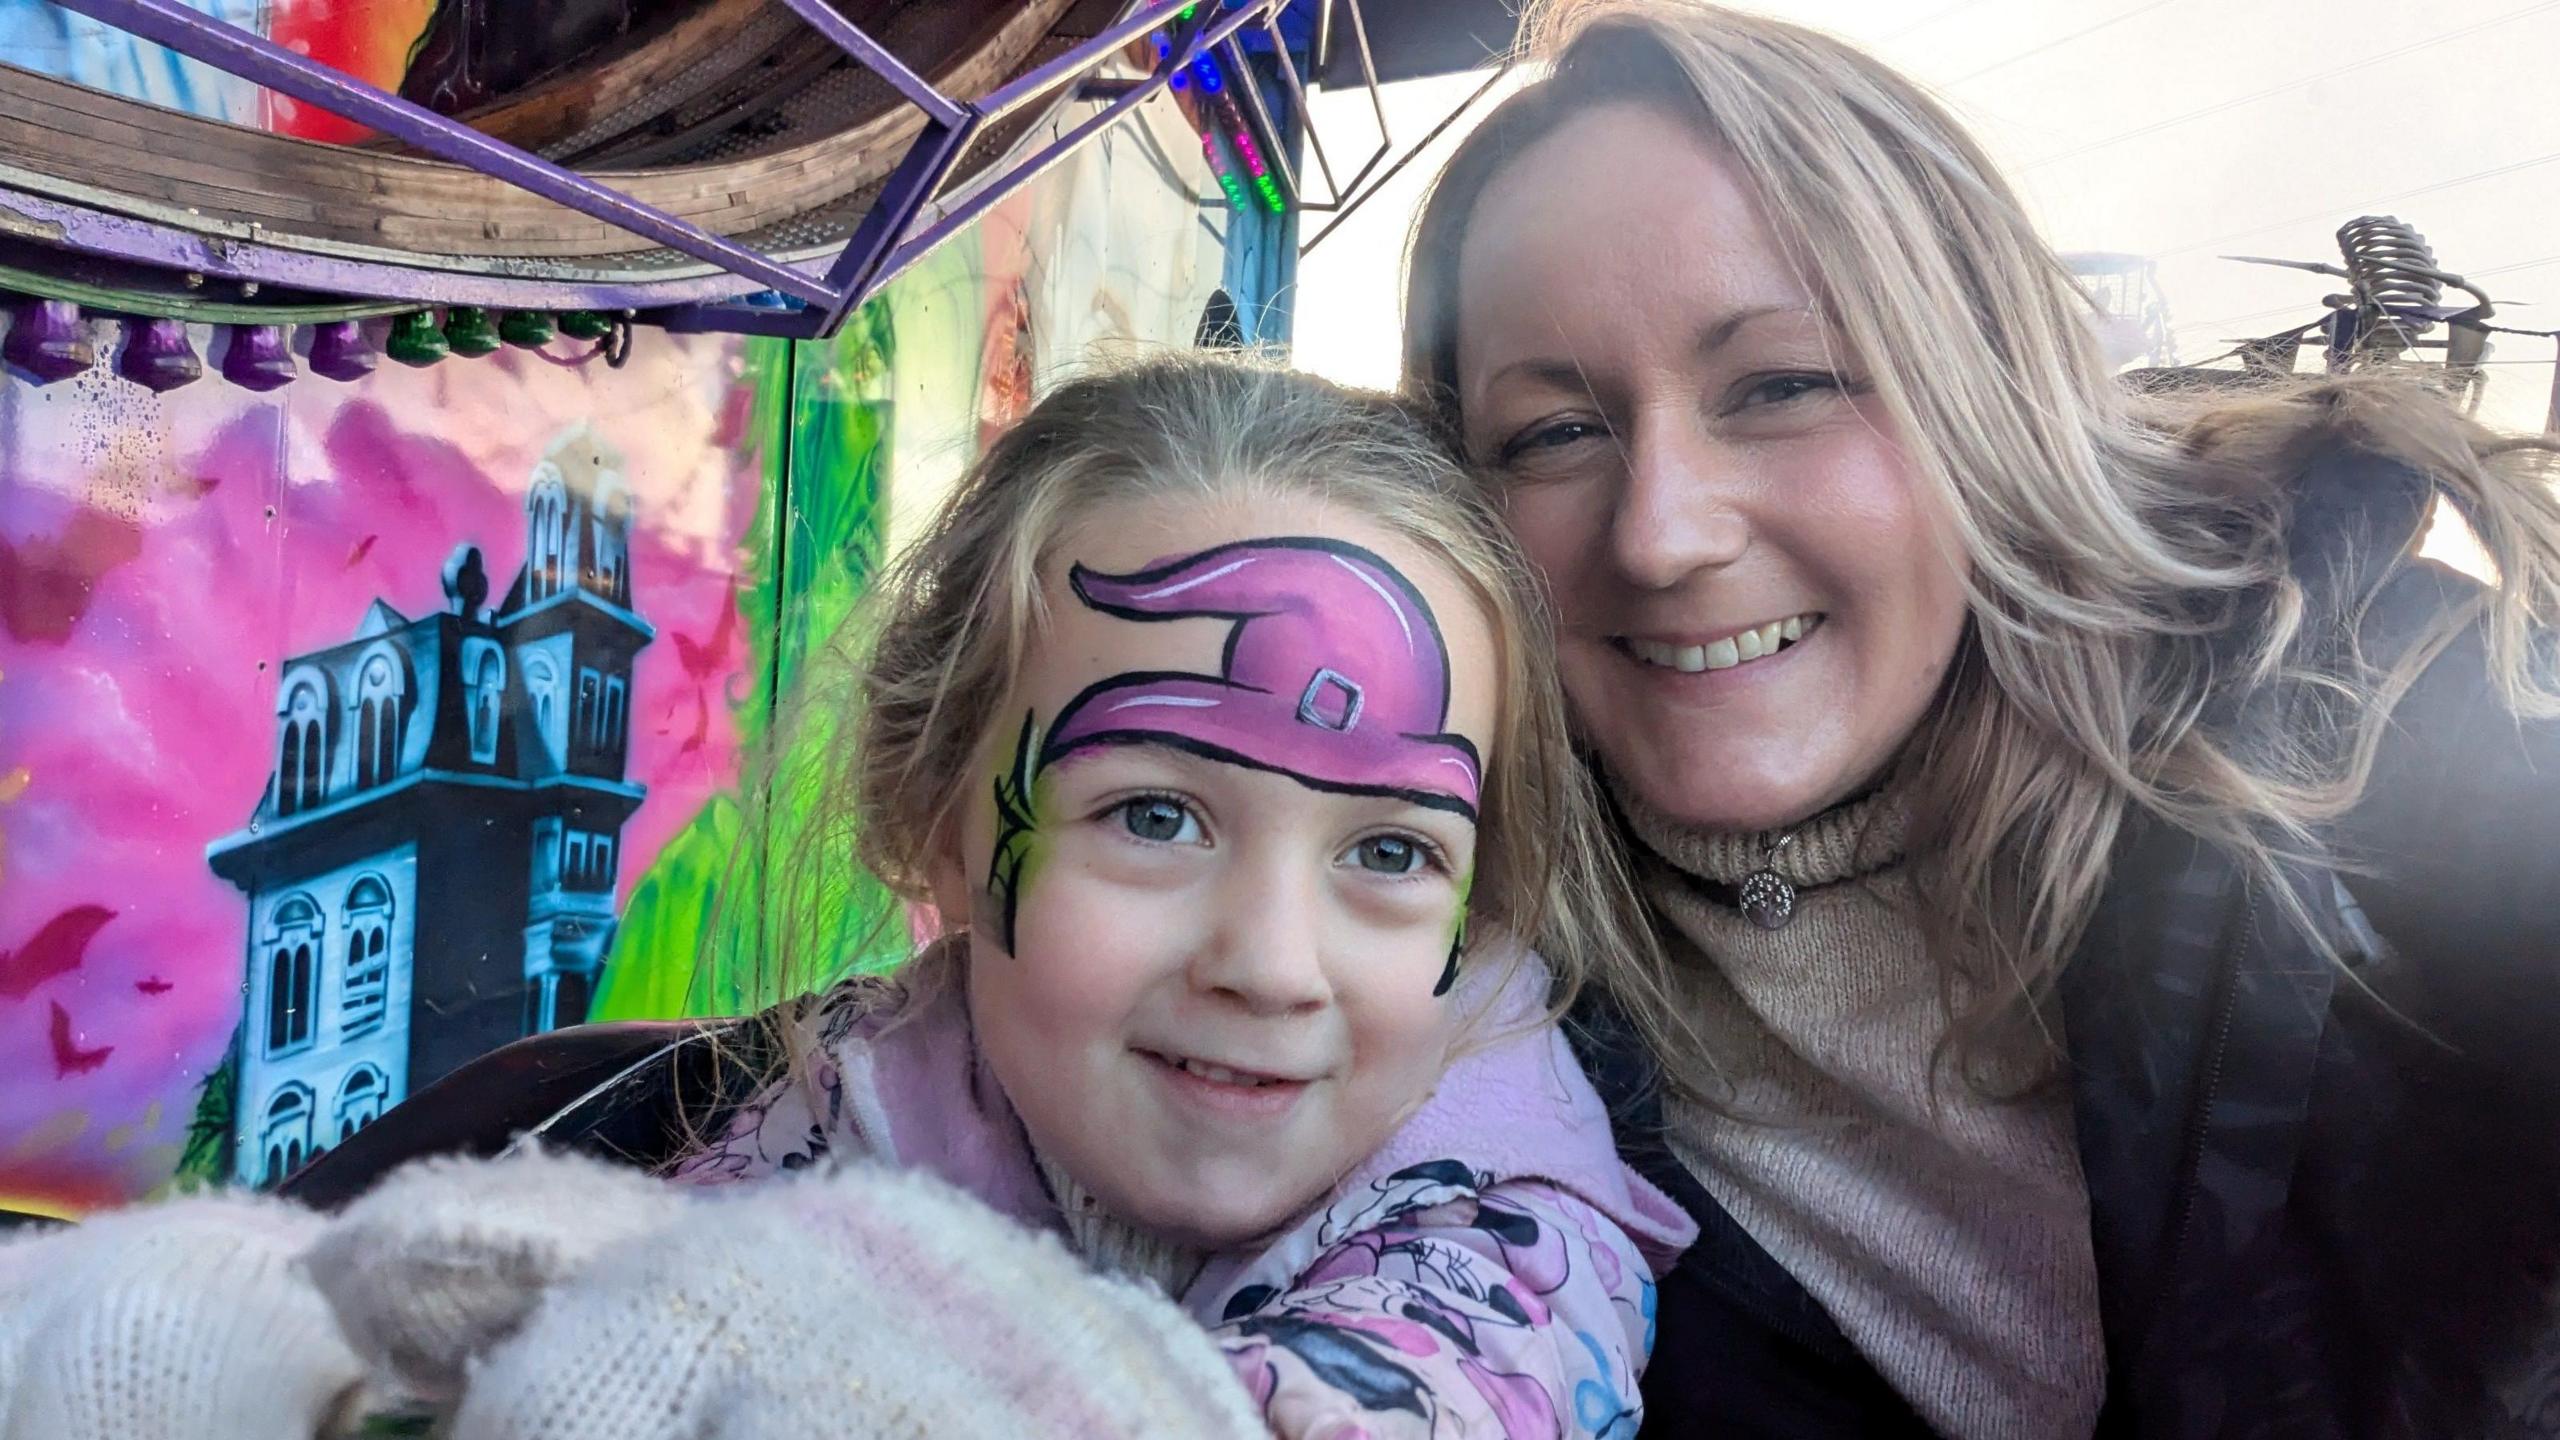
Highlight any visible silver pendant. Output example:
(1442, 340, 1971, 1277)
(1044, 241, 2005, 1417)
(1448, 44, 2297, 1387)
(1739, 868, 1796, 930)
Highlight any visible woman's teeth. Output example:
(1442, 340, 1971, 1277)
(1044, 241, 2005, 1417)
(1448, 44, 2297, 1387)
(1625, 615, 1819, 674)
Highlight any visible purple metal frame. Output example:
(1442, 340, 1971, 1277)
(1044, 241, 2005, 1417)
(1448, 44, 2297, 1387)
(12, 0, 1277, 335)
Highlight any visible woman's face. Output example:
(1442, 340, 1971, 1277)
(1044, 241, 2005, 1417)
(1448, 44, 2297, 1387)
(1452, 103, 1971, 832)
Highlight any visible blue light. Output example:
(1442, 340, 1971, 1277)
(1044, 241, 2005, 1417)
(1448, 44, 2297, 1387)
(1193, 54, 1223, 92)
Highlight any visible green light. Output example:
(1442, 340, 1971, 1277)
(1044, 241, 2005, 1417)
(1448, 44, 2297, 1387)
(1215, 170, 1250, 213)
(1255, 173, 1286, 214)
(1178, 3, 1195, 16)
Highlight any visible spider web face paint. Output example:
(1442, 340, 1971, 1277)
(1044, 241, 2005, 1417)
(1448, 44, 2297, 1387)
(984, 537, 1483, 989)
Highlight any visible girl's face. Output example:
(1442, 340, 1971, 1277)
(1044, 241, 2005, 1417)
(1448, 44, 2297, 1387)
(932, 494, 1499, 1249)
(1451, 103, 1971, 833)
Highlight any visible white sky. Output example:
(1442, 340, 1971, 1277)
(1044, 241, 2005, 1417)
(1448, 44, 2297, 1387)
(1290, 0, 2560, 437)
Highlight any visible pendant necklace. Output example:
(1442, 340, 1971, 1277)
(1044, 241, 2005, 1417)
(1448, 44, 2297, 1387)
(1737, 828, 1800, 931)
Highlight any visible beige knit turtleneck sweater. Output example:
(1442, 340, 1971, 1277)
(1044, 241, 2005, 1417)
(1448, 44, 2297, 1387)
(1036, 1152, 1209, 1300)
(1617, 783, 2105, 1440)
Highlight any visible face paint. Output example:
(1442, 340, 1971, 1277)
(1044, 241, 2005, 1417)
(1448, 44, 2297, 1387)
(984, 537, 1481, 982)
(985, 712, 1044, 954)
(1434, 866, 1475, 998)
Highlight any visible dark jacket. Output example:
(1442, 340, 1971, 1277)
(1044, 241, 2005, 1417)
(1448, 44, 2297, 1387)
(1592, 441, 2560, 1439)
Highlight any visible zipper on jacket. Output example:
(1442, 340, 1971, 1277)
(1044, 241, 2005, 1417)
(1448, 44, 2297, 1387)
(2163, 881, 2260, 1287)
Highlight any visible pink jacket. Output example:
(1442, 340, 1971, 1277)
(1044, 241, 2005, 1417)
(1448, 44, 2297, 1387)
(672, 957, 1696, 1438)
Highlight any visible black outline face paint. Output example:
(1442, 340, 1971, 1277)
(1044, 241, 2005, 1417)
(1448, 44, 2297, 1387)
(986, 711, 1041, 955)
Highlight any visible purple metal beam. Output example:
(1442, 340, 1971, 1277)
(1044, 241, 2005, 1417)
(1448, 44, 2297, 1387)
(976, 0, 1200, 126)
(810, 110, 979, 332)
(11, 0, 1313, 335)
(44, 0, 833, 306)
(772, 0, 966, 126)
(657, 0, 1269, 335)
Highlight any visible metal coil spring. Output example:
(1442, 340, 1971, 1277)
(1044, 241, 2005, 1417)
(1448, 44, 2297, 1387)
(2335, 215, 2443, 349)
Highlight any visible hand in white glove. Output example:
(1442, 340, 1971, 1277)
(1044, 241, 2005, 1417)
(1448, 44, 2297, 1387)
(302, 1147, 690, 1404)
(0, 1193, 368, 1440)
(309, 1150, 1268, 1440)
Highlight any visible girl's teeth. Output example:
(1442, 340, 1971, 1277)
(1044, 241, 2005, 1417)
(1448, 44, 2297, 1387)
(1625, 616, 1820, 674)
(1180, 1058, 1266, 1087)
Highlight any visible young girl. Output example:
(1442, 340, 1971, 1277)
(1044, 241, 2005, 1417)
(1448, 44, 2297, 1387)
(0, 357, 1695, 1440)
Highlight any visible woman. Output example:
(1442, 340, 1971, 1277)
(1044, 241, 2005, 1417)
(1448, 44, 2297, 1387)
(1402, 4, 2560, 1438)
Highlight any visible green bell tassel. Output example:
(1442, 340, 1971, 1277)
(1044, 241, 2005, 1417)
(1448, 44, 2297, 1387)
(499, 310, 555, 348)
(386, 311, 449, 367)
(443, 306, 501, 357)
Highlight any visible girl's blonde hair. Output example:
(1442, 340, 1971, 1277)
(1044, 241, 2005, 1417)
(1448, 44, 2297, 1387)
(732, 353, 1677, 1076)
(1402, 0, 2560, 1096)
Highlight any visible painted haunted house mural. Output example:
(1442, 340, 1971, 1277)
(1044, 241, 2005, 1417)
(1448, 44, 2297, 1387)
(207, 446, 653, 1187)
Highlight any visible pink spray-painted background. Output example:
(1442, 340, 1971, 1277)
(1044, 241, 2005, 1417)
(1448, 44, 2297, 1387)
(0, 337, 761, 1210)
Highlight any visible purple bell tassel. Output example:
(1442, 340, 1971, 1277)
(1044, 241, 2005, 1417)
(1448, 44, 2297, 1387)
(4, 297, 95, 384)
(307, 319, 377, 382)
(220, 324, 297, 391)
(117, 317, 202, 392)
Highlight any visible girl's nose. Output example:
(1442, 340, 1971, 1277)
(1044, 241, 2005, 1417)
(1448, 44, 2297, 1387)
(1189, 863, 1331, 1016)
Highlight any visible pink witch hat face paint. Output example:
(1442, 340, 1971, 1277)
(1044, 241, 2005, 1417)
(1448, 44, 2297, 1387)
(1050, 539, 1484, 818)
(944, 499, 1499, 1246)
(992, 538, 1483, 987)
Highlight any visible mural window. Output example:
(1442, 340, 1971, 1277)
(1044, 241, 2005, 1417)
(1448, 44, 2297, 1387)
(354, 653, 406, 789)
(575, 667, 601, 751)
(603, 675, 627, 750)
(467, 645, 506, 764)
(264, 894, 321, 1058)
(334, 1065, 387, 1143)
(600, 493, 633, 605)
(560, 828, 614, 891)
(524, 657, 559, 757)
(278, 679, 326, 815)
(530, 471, 570, 603)
(341, 876, 392, 1038)
(260, 1083, 314, 1186)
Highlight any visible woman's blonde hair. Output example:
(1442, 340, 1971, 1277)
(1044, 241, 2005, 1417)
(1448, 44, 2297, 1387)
(1403, 0, 2560, 1095)
(729, 352, 1675, 1076)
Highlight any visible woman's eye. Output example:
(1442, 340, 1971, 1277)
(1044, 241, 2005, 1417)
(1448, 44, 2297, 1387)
(1345, 834, 1431, 876)
(1117, 797, 1203, 845)
(1494, 418, 1608, 467)
(1730, 372, 1843, 411)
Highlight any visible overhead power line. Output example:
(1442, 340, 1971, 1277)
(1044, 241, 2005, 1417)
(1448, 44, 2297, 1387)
(2020, 0, 2560, 172)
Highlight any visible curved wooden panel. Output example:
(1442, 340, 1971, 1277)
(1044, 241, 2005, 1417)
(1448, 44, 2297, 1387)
(0, 0, 1076, 261)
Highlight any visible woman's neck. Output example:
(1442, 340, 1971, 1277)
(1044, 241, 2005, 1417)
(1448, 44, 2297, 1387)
(1607, 774, 1909, 889)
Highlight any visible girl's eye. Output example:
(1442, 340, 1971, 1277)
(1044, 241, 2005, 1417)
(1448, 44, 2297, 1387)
(1344, 834, 1433, 876)
(1494, 418, 1609, 468)
(1117, 797, 1203, 846)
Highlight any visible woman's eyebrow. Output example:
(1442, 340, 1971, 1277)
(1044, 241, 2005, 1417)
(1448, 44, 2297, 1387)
(1694, 302, 1817, 356)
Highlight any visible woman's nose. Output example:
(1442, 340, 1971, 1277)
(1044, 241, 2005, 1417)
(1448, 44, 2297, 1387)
(1610, 414, 1750, 590)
